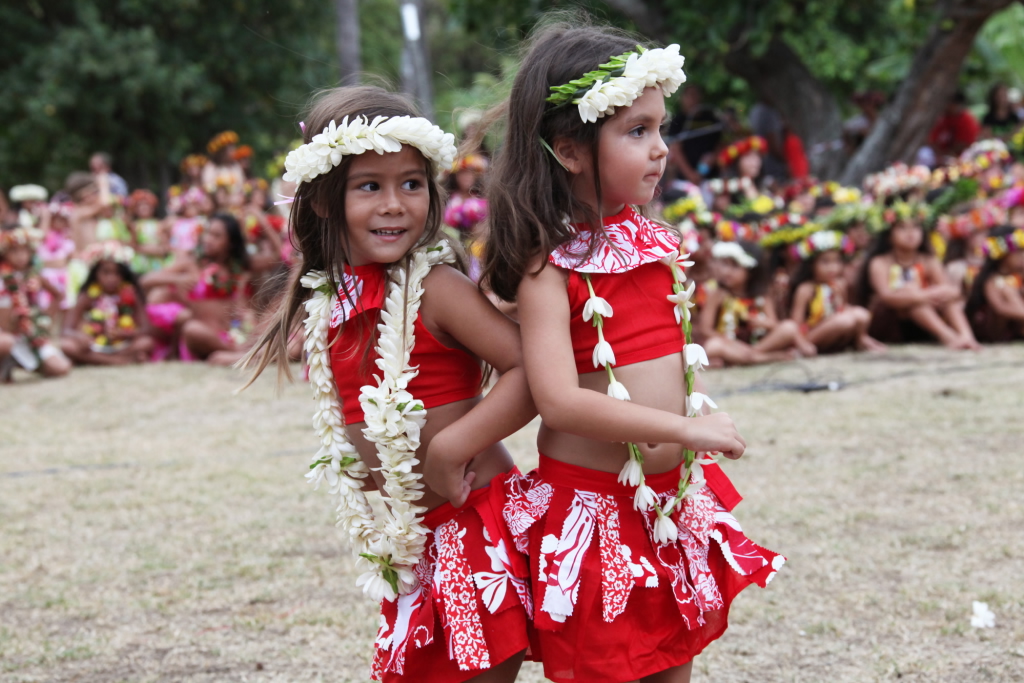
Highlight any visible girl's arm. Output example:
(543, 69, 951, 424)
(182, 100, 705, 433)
(790, 282, 813, 324)
(132, 296, 154, 336)
(140, 256, 195, 289)
(985, 277, 1024, 321)
(421, 265, 537, 506)
(869, 257, 929, 309)
(697, 287, 724, 340)
(518, 256, 744, 454)
(922, 257, 961, 305)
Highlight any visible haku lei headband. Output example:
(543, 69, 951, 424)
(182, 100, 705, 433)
(712, 241, 758, 268)
(547, 45, 687, 123)
(791, 230, 853, 260)
(983, 229, 1024, 260)
(283, 115, 457, 186)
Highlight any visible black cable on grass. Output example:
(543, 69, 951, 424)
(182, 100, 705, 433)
(713, 357, 1024, 398)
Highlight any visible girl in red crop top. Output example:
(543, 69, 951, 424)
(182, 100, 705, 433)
(481, 27, 783, 683)
(242, 86, 536, 683)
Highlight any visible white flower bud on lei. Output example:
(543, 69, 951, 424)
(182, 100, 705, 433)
(582, 249, 719, 541)
(301, 242, 455, 600)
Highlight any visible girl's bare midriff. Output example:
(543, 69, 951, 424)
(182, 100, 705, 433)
(346, 395, 516, 512)
(538, 352, 687, 475)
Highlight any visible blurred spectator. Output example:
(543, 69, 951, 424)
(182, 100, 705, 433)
(844, 91, 886, 151)
(666, 85, 722, 184)
(749, 98, 790, 182)
(981, 83, 1021, 140)
(89, 152, 129, 197)
(928, 91, 979, 158)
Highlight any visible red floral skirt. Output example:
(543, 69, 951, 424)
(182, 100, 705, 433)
(373, 471, 533, 682)
(500, 455, 784, 683)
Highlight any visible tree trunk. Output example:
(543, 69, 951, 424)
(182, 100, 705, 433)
(723, 36, 845, 179)
(839, 0, 1014, 186)
(399, 0, 434, 121)
(336, 0, 361, 87)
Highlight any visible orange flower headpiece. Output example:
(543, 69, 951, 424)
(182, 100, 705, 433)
(948, 205, 1001, 239)
(207, 131, 240, 155)
(179, 154, 208, 173)
(717, 135, 768, 167)
(234, 144, 254, 161)
(127, 189, 158, 209)
(452, 153, 488, 174)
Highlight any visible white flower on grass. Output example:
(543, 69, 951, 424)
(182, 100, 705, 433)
(971, 601, 995, 628)
(593, 340, 616, 368)
(607, 380, 631, 401)
(634, 483, 657, 511)
(652, 509, 679, 544)
(583, 296, 613, 322)
(690, 392, 717, 413)
(684, 344, 709, 372)
(617, 457, 643, 487)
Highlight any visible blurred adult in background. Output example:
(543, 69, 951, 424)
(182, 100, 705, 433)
(844, 91, 886, 152)
(666, 85, 721, 184)
(928, 91, 979, 159)
(981, 83, 1021, 140)
(89, 152, 129, 198)
(749, 97, 791, 183)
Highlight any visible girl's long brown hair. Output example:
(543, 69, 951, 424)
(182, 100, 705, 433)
(481, 19, 647, 302)
(242, 86, 447, 385)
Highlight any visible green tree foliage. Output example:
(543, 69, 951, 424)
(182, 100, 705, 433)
(0, 0, 337, 191)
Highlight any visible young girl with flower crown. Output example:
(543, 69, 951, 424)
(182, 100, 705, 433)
(61, 241, 154, 365)
(699, 240, 816, 365)
(243, 86, 536, 682)
(0, 227, 72, 380)
(480, 24, 784, 683)
(966, 225, 1024, 341)
(856, 203, 981, 349)
(788, 230, 886, 353)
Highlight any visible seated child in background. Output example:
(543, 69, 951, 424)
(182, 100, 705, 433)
(966, 225, 1024, 342)
(61, 242, 154, 365)
(788, 230, 886, 353)
(700, 240, 817, 365)
(37, 202, 77, 317)
(858, 203, 980, 350)
(0, 227, 71, 380)
(127, 189, 170, 275)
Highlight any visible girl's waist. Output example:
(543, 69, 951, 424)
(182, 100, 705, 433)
(537, 453, 742, 510)
(422, 466, 521, 530)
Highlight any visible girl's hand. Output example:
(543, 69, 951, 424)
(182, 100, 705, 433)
(423, 441, 477, 508)
(685, 412, 746, 459)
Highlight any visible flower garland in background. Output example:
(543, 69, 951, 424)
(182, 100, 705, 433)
(579, 250, 718, 544)
(302, 242, 455, 602)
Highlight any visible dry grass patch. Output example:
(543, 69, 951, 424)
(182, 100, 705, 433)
(1, 346, 1023, 682)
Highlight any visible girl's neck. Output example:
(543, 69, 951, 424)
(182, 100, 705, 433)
(891, 247, 918, 265)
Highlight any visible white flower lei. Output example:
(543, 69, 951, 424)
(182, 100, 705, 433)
(283, 115, 457, 186)
(581, 251, 718, 545)
(302, 241, 456, 602)
(547, 45, 687, 124)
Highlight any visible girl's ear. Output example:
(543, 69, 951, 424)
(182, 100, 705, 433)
(551, 137, 589, 175)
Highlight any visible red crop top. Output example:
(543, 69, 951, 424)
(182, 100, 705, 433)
(550, 206, 685, 374)
(565, 263, 683, 374)
(327, 263, 482, 424)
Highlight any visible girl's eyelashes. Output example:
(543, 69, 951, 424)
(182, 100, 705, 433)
(402, 179, 422, 191)
(357, 181, 380, 192)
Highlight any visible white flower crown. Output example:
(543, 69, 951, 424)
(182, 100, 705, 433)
(547, 45, 687, 123)
(712, 241, 757, 269)
(283, 115, 457, 186)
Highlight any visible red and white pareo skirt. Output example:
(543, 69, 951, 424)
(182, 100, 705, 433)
(372, 472, 533, 682)
(500, 455, 785, 683)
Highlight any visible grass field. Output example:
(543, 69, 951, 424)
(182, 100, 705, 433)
(1, 346, 1023, 682)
